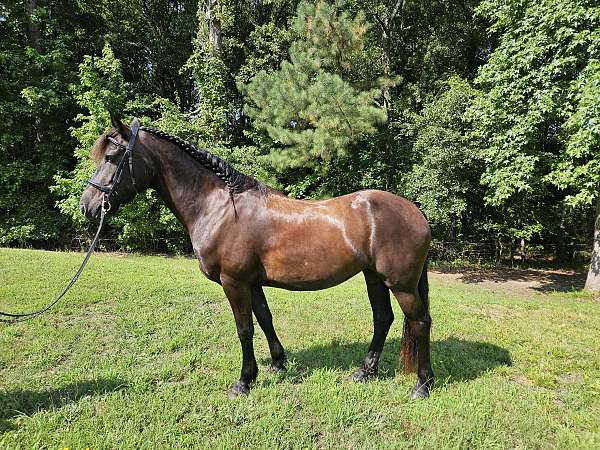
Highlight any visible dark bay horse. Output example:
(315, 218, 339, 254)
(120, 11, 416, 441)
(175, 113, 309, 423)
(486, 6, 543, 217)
(80, 116, 433, 399)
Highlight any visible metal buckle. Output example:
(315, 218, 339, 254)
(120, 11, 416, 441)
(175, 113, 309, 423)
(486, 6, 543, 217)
(102, 195, 112, 213)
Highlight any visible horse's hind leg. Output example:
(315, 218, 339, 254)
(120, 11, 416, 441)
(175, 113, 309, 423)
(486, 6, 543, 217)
(349, 270, 394, 381)
(251, 286, 286, 372)
(391, 286, 434, 399)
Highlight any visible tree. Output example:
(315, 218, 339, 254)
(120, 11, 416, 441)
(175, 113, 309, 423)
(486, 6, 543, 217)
(184, 0, 230, 144)
(52, 44, 126, 224)
(11, 0, 597, 266)
(254, 0, 489, 198)
(469, 0, 599, 265)
(53, 45, 191, 252)
(0, 0, 199, 249)
(51, 0, 299, 250)
(548, 59, 600, 289)
(0, 0, 98, 246)
(403, 77, 484, 240)
(243, 0, 387, 168)
(84, 0, 198, 109)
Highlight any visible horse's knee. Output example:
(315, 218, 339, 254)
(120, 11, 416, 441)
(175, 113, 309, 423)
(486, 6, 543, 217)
(417, 314, 431, 327)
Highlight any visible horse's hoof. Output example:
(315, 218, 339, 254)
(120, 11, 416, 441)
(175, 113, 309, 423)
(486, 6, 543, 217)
(228, 381, 250, 399)
(346, 367, 376, 382)
(410, 384, 430, 400)
(269, 364, 287, 374)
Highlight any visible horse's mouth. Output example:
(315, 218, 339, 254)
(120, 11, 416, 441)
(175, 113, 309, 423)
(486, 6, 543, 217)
(80, 202, 117, 220)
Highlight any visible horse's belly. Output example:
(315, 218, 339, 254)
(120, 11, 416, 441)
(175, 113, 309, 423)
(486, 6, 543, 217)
(263, 270, 361, 291)
(261, 244, 365, 291)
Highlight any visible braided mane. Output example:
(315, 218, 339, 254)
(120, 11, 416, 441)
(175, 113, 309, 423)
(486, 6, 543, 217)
(140, 126, 260, 194)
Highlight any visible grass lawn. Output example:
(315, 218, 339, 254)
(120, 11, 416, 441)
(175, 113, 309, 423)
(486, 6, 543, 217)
(0, 248, 599, 449)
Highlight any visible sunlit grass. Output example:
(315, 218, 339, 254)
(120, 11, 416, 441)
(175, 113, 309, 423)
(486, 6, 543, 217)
(1, 248, 599, 448)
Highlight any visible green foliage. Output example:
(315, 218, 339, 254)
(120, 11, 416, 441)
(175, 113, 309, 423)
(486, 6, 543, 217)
(87, 0, 198, 109)
(1, 0, 597, 260)
(549, 58, 600, 207)
(52, 44, 190, 252)
(470, 0, 599, 206)
(0, 0, 199, 250)
(467, 0, 599, 246)
(292, 0, 369, 76)
(185, 21, 229, 143)
(403, 78, 483, 238)
(0, 0, 85, 245)
(53, 44, 126, 225)
(243, 0, 387, 168)
(236, 23, 292, 86)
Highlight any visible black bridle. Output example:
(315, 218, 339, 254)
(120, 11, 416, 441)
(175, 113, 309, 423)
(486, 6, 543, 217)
(87, 117, 140, 211)
(0, 118, 141, 324)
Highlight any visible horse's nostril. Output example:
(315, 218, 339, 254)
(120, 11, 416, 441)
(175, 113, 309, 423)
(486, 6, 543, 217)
(80, 203, 87, 216)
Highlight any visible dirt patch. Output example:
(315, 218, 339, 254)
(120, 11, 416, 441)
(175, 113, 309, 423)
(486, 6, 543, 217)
(557, 372, 584, 385)
(462, 304, 521, 320)
(431, 267, 587, 298)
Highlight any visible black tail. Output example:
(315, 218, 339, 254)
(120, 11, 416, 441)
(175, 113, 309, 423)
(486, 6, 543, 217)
(400, 259, 429, 373)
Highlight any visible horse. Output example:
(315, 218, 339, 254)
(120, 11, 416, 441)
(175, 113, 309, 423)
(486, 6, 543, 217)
(79, 116, 434, 400)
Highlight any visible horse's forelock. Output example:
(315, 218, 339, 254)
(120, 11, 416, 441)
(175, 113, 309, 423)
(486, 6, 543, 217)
(90, 130, 118, 162)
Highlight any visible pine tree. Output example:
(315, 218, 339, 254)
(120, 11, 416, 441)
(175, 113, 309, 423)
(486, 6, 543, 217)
(243, 0, 387, 168)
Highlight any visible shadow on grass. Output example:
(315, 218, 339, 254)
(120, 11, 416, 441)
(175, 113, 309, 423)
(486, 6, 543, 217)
(284, 337, 511, 384)
(433, 266, 586, 293)
(0, 377, 126, 433)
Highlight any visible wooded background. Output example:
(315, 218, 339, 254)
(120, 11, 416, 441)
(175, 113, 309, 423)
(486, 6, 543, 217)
(1, 0, 598, 266)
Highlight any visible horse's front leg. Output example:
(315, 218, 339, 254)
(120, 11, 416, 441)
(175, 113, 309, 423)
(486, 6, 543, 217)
(221, 276, 258, 399)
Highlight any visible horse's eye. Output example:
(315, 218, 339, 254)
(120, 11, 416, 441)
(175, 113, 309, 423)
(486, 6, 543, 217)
(105, 154, 115, 163)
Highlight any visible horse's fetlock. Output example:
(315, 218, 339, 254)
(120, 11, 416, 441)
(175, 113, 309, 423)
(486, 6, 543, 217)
(242, 364, 258, 382)
(270, 341, 286, 360)
(363, 351, 380, 371)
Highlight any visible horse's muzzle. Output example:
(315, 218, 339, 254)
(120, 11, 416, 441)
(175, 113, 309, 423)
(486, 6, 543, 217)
(80, 201, 101, 219)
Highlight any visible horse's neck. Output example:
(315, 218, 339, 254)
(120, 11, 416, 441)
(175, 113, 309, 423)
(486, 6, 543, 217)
(152, 147, 226, 230)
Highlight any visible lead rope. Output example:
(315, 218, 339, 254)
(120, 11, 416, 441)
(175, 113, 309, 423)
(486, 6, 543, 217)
(0, 199, 108, 324)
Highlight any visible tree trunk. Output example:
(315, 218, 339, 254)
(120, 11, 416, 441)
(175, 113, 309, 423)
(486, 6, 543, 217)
(376, 0, 404, 188)
(585, 195, 600, 291)
(26, 0, 41, 52)
(520, 238, 526, 263)
(206, 0, 222, 54)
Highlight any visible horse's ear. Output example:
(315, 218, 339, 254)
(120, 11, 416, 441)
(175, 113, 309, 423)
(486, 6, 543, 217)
(110, 113, 130, 139)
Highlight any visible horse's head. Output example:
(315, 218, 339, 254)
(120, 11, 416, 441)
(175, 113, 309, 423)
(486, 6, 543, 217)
(79, 115, 154, 219)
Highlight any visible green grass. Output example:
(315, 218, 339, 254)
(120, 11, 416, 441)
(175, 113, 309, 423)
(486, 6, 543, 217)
(0, 248, 599, 449)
